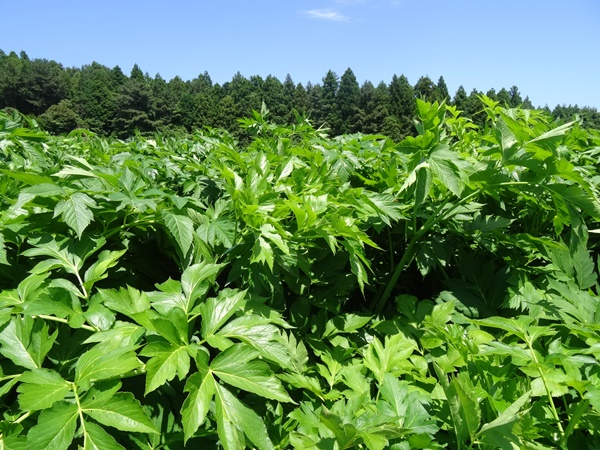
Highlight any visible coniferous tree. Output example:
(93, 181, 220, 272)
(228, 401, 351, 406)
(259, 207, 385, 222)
(336, 68, 360, 134)
(508, 85, 522, 107)
(320, 70, 339, 132)
(436, 76, 450, 103)
(413, 76, 437, 103)
(497, 88, 511, 106)
(262, 75, 286, 123)
(74, 62, 118, 133)
(452, 85, 468, 112)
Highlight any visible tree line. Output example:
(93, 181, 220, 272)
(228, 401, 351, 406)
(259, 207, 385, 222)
(1, 49, 599, 138)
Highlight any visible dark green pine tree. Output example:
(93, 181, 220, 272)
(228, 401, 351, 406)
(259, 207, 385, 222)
(336, 68, 360, 134)
(0, 51, 23, 111)
(464, 88, 485, 126)
(508, 85, 522, 108)
(320, 70, 339, 133)
(292, 82, 310, 121)
(497, 88, 511, 107)
(452, 85, 468, 112)
(282, 74, 296, 124)
(73, 62, 119, 133)
(413, 76, 437, 103)
(112, 68, 156, 137)
(386, 75, 415, 139)
(436, 76, 450, 103)
(262, 75, 286, 123)
(356, 80, 389, 135)
(18, 57, 69, 115)
(485, 88, 498, 101)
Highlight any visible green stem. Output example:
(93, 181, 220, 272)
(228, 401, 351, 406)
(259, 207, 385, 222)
(34, 314, 98, 332)
(373, 181, 528, 314)
(72, 382, 87, 447)
(561, 398, 588, 447)
(525, 339, 565, 440)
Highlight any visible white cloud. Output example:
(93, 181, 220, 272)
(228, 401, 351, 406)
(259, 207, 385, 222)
(304, 9, 351, 22)
(334, 0, 366, 4)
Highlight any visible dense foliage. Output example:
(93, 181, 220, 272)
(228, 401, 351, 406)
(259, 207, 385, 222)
(2, 49, 600, 140)
(1, 99, 600, 449)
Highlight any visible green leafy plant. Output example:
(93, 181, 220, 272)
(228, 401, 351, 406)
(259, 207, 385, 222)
(1, 101, 600, 449)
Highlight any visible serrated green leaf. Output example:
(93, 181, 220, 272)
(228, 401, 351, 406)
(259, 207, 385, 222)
(162, 211, 194, 255)
(83, 324, 144, 353)
(75, 344, 141, 386)
(83, 421, 125, 450)
(180, 261, 224, 313)
(211, 344, 293, 402)
(181, 371, 216, 442)
(82, 392, 159, 434)
(17, 369, 70, 411)
(83, 249, 127, 293)
(140, 340, 191, 394)
(97, 286, 150, 316)
(0, 317, 57, 369)
(214, 383, 274, 450)
(26, 402, 78, 450)
(54, 192, 97, 239)
(200, 288, 247, 339)
(214, 315, 291, 367)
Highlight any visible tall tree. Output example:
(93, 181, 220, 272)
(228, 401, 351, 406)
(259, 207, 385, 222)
(336, 68, 360, 134)
(452, 85, 468, 112)
(436, 76, 450, 103)
(508, 85, 522, 107)
(320, 70, 339, 133)
(262, 75, 286, 123)
(74, 62, 118, 133)
(413, 76, 437, 103)
(356, 80, 389, 134)
(112, 76, 156, 136)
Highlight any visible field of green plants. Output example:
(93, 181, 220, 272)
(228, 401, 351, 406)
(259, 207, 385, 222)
(1, 98, 600, 449)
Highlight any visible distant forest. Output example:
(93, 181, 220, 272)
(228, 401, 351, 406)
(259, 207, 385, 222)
(1, 49, 599, 139)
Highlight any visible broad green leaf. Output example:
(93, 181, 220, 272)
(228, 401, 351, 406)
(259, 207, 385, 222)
(162, 211, 194, 256)
(83, 421, 125, 450)
(82, 392, 159, 434)
(0, 316, 57, 369)
(83, 249, 127, 293)
(54, 192, 97, 239)
(214, 315, 291, 367)
(214, 383, 274, 450)
(75, 344, 141, 387)
(181, 371, 216, 442)
(200, 288, 247, 338)
(83, 321, 144, 347)
(378, 373, 438, 435)
(97, 286, 150, 316)
(445, 374, 482, 445)
(320, 407, 359, 448)
(17, 368, 70, 411)
(364, 333, 418, 383)
(429, 146, 464, 196)
(211, 344, 293, 402)
(140, 340, 191, 394)
(26, 402, 78, 450)
(0, 169, 53, 185)
(251, 236, 274, 271)
(180, 261, 224, 313)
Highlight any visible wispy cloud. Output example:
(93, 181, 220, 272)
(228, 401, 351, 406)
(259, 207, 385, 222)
(334, 0, 366, 4)
(304, 9, 351, 22)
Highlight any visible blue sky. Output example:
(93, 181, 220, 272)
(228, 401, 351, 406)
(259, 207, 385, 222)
(2, 0, 599, 108)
